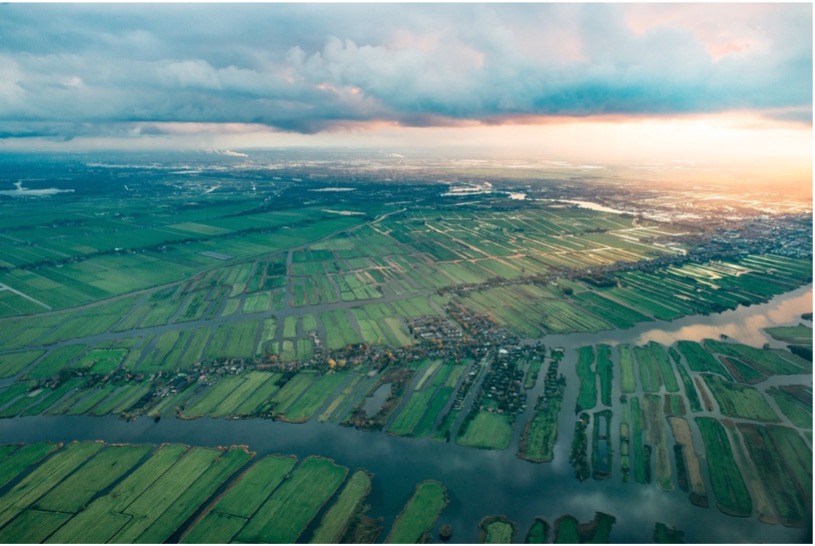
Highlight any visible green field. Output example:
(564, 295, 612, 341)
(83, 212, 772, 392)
(695, 417, 752, 517)
(767, 385, 812, 428)
(0, 443, 61, 489)
(737, 424, 808, 527)
(479, 516, 516, 543)
(702, 374, 780, 422)
(519, 360, 566, 462)
(619, 344, 637, 393)
(456, 412, 513, 450)
(236, 456, 348, 543)
(310, 470, 373, 543)
(385, 481, 448, 543)
(36, 444, 151, 513)
(575, 346, 597, 412)
(525, 518, 550, 544)
(764, 324, 812, 345)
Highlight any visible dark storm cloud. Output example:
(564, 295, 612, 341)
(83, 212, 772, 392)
(0, 3, 811, 139)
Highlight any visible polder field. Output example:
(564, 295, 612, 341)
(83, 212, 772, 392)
(0, 155, 812, 543)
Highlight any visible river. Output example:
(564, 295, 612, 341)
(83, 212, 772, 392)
(0, 286, 811, 543)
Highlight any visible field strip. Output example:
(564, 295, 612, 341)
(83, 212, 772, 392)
(0, 283, 52, 311)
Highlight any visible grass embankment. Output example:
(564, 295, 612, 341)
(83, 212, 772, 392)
(385, 480, 448, 543)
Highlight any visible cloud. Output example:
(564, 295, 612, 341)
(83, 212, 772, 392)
(0, 3, 810, 142)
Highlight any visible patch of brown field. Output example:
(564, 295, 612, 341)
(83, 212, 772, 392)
(667, 416, 708, 508)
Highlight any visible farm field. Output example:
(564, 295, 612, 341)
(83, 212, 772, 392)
(385, 481, 448, 544)
(0, 163, 810, 545)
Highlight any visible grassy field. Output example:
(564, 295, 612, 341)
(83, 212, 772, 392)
(48, 443, 189, 543)
(766, 386, 812, 428)
(704, 339, 809, 376)
(668, 417, 707, 507)
(643, 394, 672, 492)
(737, 423, 808, 527)
(479, 516, 516, 543)
(456, 412, 513, 450)
(618, 344, 637, 394)
(524, 518, 550, 544)
(670, 350, 703, 413)
(554, 515, 580, 543)
(676, 341, 730, 377)
(695, 417, 752, 517)
(236, 456, 348, 543)
(0, 442, 61, 489)
(182, 455, 296, 543)
(135, 447, 252, 543)
(0, 441, 104, 528)
(36, 444, 151, 513)
(595, 344, 613, 407)
(278, 371, 347, 422)
(630, 397, 648, 485)
(26, 344, 88, 379)
(385, 480, 448, 543)
(0, 350, 44, 379)
(702, 374, 779, 422)
(575, 346, 597, 412)
(519, 360, 565, 462)
(0, 509, 73, 543)
(310, 470, 373, 543)
(764, 324, 811, 345)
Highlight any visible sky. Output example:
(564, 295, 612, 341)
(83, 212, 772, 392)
(0, 3, 811, 185)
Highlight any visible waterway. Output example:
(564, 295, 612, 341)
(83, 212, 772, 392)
(0, 287, 811, 543)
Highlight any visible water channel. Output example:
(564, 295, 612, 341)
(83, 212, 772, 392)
(0, 286, 811, 543)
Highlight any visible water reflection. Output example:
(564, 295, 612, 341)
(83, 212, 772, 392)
(540, 284, 812, 349)
(635, 287, 813, 347)
(0, 287, 811, 543)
